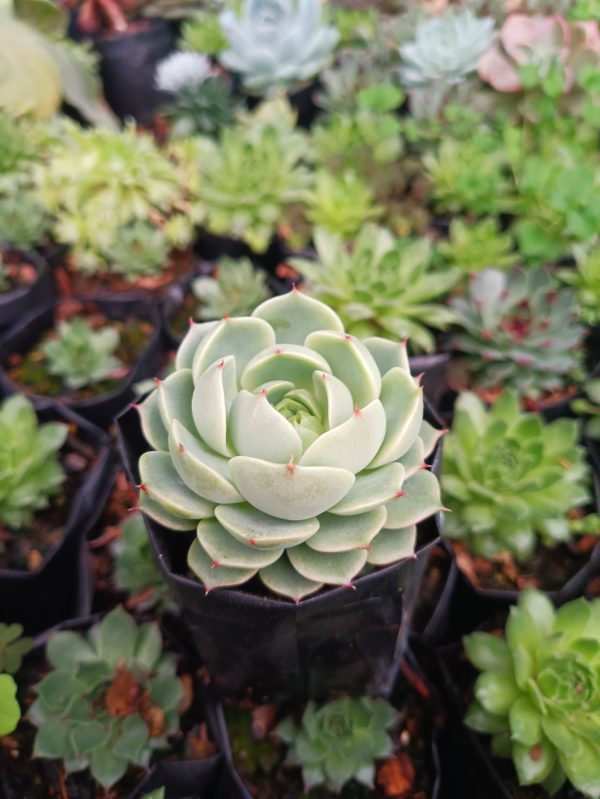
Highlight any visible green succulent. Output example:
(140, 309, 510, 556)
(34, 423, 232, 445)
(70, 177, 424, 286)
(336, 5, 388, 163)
(570, 0, 600, 20)
(181, 12, 228, 55)
(438, 219, 518, 274)
(316, 48, 394, 115)
(104, 222, 170, 279)
(464, 589, 600, 799)
(0, 394, 67, 529)
(136, 291, 443, 600)
(41, 317, 124, 391)
(572, 378, 600, 441)
(197, 98, 311, 253)
(276, 697, 396, 791)
(442, 391, 590, 558)
(450, 269, 584, 401)
(0, 674, 21, 736)
(163, 76, 238, 140)
(292, 225, 458, 353)
(37, 123, 200, 276)
(192, 257, 271, 321)
(113, 515, 173, 611)
(218, 0, 339, 94)
(559, 248, 600, 326)
(0, 624, 32, 674)
(329, 6, 378, 46)
(0, 194, 50, 250)
(30, 607, 183, 789)
(304, 170, 383, 240)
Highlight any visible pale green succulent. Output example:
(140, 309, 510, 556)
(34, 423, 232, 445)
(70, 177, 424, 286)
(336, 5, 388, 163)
(0, 395, 67, 529)
(0, 194, 50, 250)
(42, 317, 123, 391)
(104, 222, 170, 279)
(219, 0, 339, 94)
(181, 12, 228, 55)
(276, 697, 396, 791)
(293, 226, 458, 353)
(464, 589, 600, 799)
(438, 219, 518, 274)
(136, 291, 443, 601)
(399, 9, 495, 89)
(559, 247, 600, 325)
(192, 257, 270, 321)
(304, 170, 383, 241)
(113, 515, 173, 611)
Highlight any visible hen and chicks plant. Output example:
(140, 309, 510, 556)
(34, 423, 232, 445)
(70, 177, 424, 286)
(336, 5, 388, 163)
(191, 257, 271, 321)
(135, 290, 443, 601)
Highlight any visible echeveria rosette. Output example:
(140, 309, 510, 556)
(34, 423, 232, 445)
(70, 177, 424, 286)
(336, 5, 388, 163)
(442, 392, 590, 559)
(135, 291, 443, 601)
(464, 589, 600, 799)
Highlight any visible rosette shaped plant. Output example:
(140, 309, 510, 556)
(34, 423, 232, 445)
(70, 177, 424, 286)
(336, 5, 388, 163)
(464, 589, 600, 798)
(136, 291, 443, 601)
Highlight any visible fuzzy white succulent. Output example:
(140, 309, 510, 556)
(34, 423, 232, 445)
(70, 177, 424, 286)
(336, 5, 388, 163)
(156, 51, 213, 93)
(219, 0, 340, 93)
(399, 9, 495, 88)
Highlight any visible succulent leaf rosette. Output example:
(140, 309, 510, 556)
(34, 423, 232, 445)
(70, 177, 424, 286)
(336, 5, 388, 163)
(136, 291, 442, 601)
(464, 589, 600, 798)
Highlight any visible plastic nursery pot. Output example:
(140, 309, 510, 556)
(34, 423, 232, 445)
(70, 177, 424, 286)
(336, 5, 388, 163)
(0, 249, 55, 333)
(130, 756, 247, 799)
(409, 353, 450, 412)
(193, 230, 287, 277)
(0, 406, 113, 636)
(91, 20, 178, 124)
(116, 402, 443, 701)
(0, 295, 164, 428)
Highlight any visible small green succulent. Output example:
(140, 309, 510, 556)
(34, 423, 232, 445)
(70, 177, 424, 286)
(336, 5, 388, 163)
(442, 391, 590, 558)
(438, 219, 518, 274)
(219, 0, 339, 94)
(276, 697, 396, 791)
(0, 194, 50, 250)
(0, 395, 67, 529)
(136, 291, 443, 600)
(30, 607, 183, 790)
(292, 225, 458, 353)
(304, 170, 383, 240)
(113, 515, 173, 611)
(42, 317, 124, 391)
(572, 378, 600, 441)
(192, 257, 270, 321)
(0, 624, 32, 674)
(559, 248, 600, 326)
(180, 12, 228, 55)
(0, 674, 21, 736)
(163, 75, 238, 140)
(330, 6, 378, 46)
(197, 99, 311, 253)
(104, 221, 170, 279)
(450, 269, 584, 401)
(464, 589, 600, 799)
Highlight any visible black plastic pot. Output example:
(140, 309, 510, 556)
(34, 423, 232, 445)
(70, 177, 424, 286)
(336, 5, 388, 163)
(0, 249, 55, 333)
(194, 230, 287, 275)
(0, 407, 113, 635)
(0, 295, 164, 427)
(130, 755, 246, 799)
(409, 353, 449, 412)
(92, 20, 177, 123)
(239, 79, 321, 130)
(117, 403, 443, 700)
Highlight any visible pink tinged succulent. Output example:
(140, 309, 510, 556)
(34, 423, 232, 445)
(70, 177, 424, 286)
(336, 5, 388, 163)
(135, 292, 443, 601)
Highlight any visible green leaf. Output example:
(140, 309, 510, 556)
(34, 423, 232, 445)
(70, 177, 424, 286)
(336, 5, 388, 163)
(133, 623, 162, 671)
(307, 508, 386, 553)
(367, 525, 416, 565)
(46, 631, 96, 670)
(90, 746, 128, 789)
(513, 740, 556, 786)
(139, 452, 215, 520)
(113, 714, 149, 763)
(70, 720, 106, 755)
(149, 674, 182, 712)
(259, 554, 323, 601)
(287, 544, 367, 585)
(14, 0, 68, 37)
(252, 290, 344, 346)
(98, 607, 137, 668)
(34, 720, 72, 758)
(384, 470, 442, 528)
(509, 697, 541, 746)
(474, 672, 519, 715)
(0, 674, 20, 736)
(197, 519, 284, 569)
(463, 633, 512, 674)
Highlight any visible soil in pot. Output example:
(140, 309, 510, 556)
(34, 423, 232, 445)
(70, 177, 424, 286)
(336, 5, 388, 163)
(0, 426, 97, 573)
(408, 544, 452, 637)
(0, 249, 39, 293)
(6, 300, 154, 403)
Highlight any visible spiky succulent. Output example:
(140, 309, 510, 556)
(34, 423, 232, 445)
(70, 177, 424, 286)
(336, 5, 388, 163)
(0, 194, 50, 250)
(162, 75, 238, 140)
(442, 391, 590, 558)
(464, 589, 600, 799)
(104, 222, 170, 279)
(30, 607, 183, 790)
(276, 698, 396, 791)
(0, 395, 67, 529)
(197, 99, 311, 253)
(42, 317, 124, 391)
(37, 123, 201, 276)
(293, 226, 458, 353)
(450, 269, 584, 400)
(304, 170, 382, 240)
(113, 515, 173, 611)
(560, 248, 600, 325)
(180, 12, 228, 55)
(192, 257, 270, 321)
(399, 9, 495, 89)
(219, 0, 339, 94)
(135, 291, 443, 601)
(438, 219, 518, 274)
(0, 624, 32, 674)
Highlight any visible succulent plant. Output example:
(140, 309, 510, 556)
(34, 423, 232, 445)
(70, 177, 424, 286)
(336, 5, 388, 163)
(450, 268, 584, 400)
(180, 12, 228, 55)
(292, 225, 458, 353)
(464, 589, 600, 799)
(399, 9, 495, 89)
(0, 194, 50, 250)
(276, 697, 396, 791)
(0, 674, 20, 736)
(37, 123, 201, 276)
(192, 257, 271, 321)
(156, 51, 213, 94)
(442, 391, 590, 558)
(104, 221, 170, 279)
(304, 170, 383, 240)
(135, 290, 443, 601)
(0, 624, 32, 674)
(559, 248, 600, 325)
(42, 317, 124, 391)
(218, 0, 340, 94)
(30, 607, 183, 789)
(0, 395, 67, 529)
(113, 515, 173, 611)
(162, 74, 238, 140)
(572, 378, 600, 440)
(438, 219, 518, 274)
(196, 99, 311, 252)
